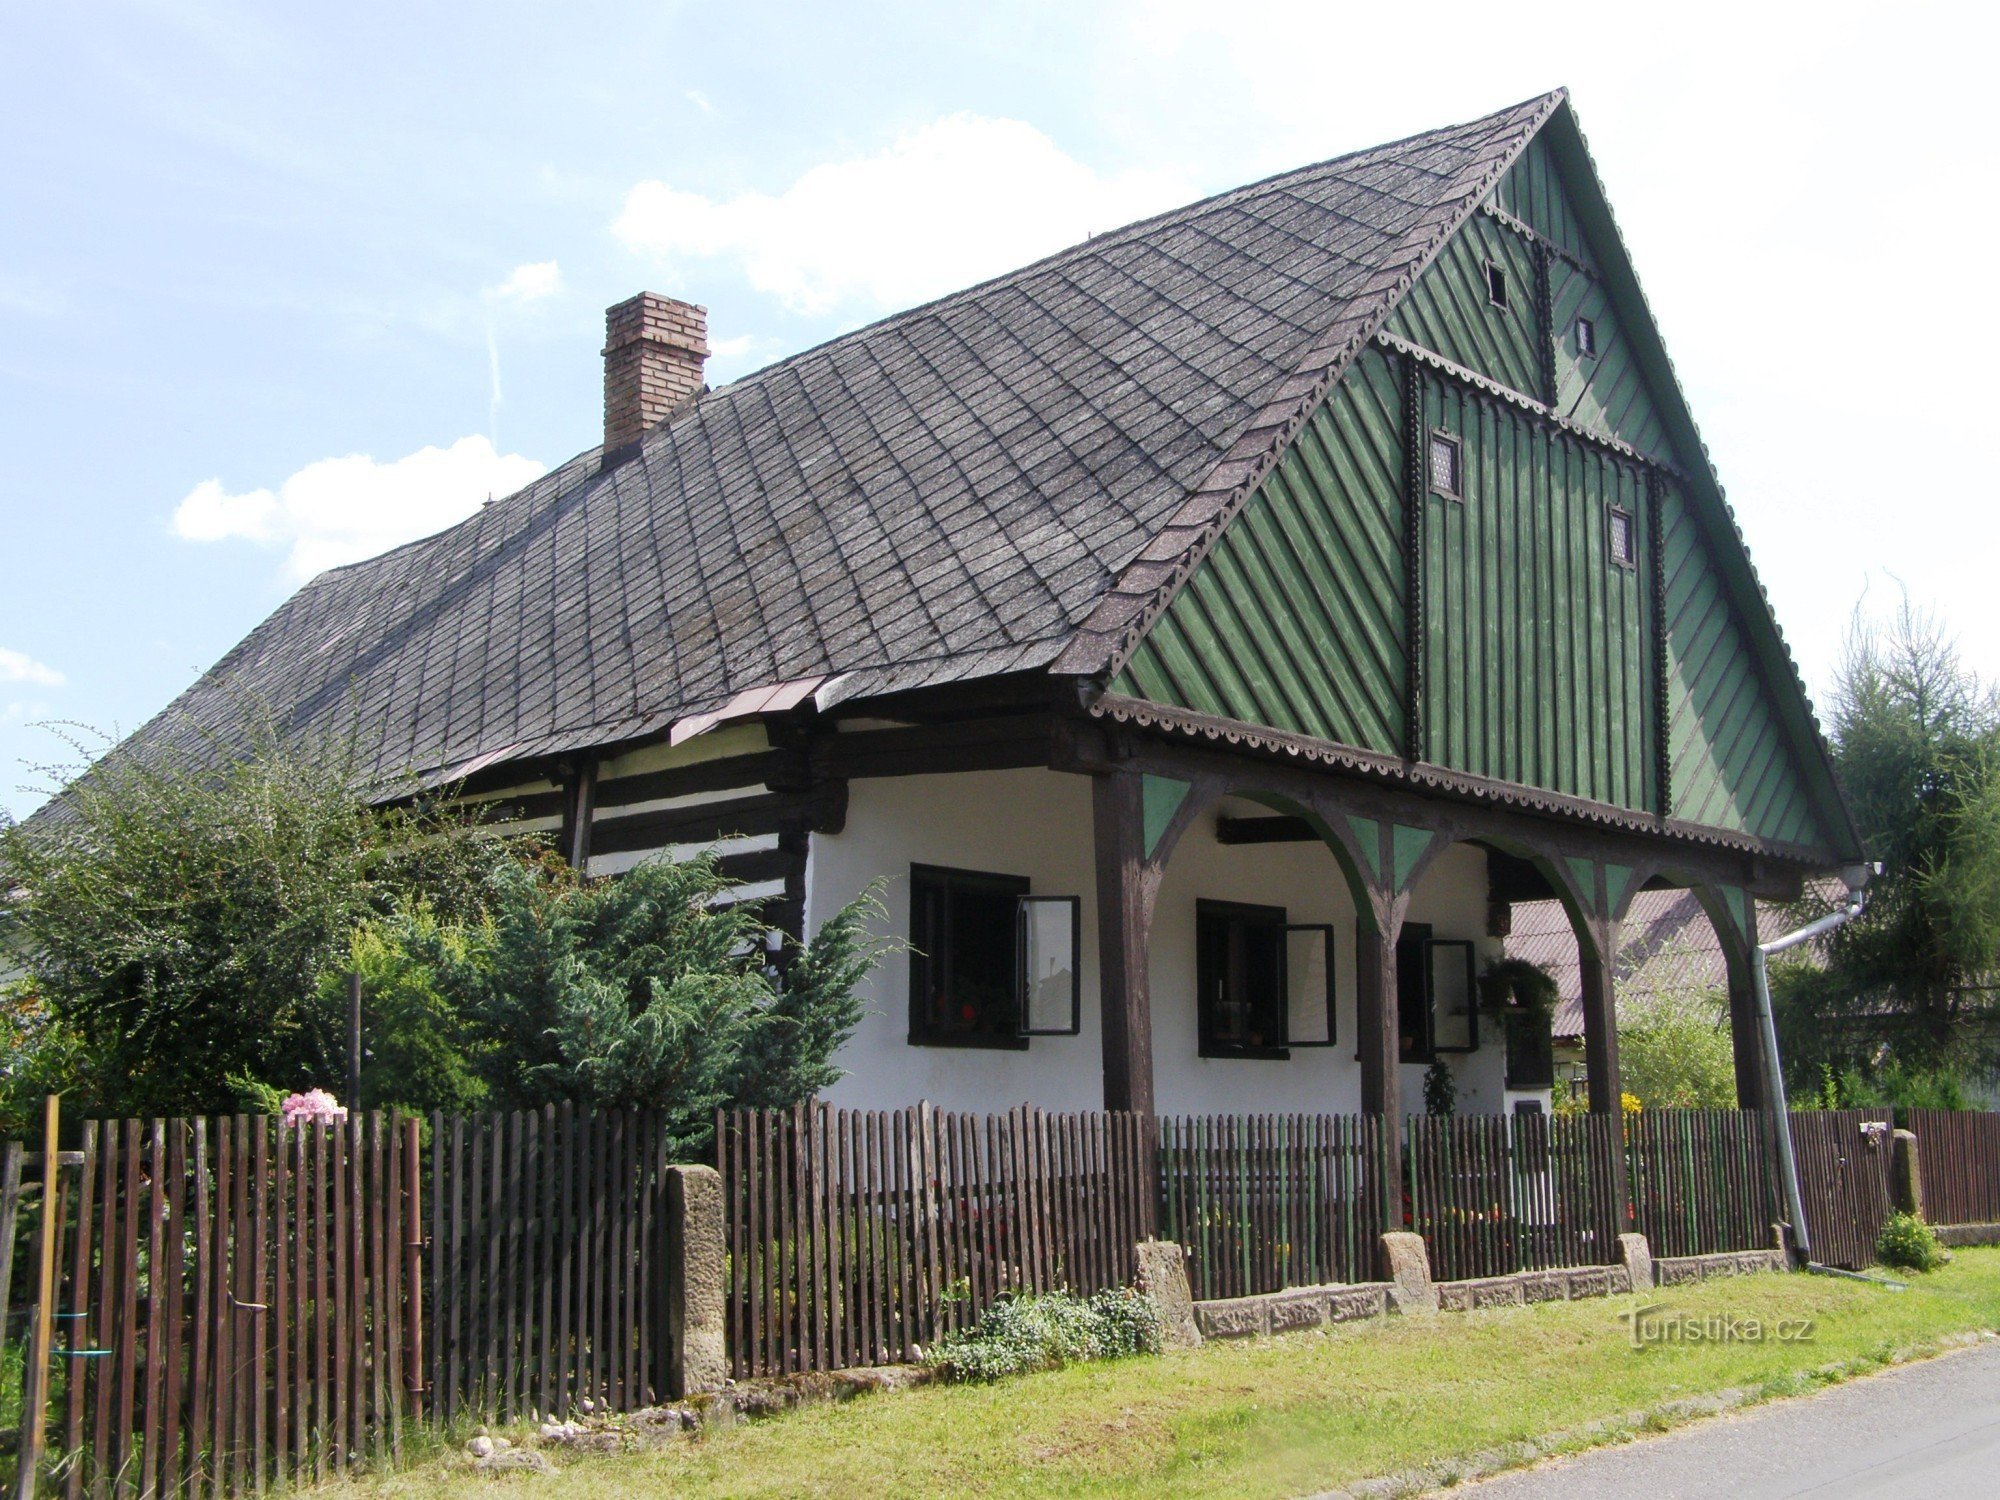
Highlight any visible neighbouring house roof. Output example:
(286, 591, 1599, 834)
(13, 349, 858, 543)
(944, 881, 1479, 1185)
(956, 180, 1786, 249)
(81, 94, 1563, 793)
(1508, 888, 1827, 1041)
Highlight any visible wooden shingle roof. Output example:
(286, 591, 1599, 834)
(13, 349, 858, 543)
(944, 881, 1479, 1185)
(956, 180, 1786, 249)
(104, 93, 1562, 790)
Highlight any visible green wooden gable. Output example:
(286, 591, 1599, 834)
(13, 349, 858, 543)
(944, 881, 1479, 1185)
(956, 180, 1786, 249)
(1113, 347, 1407, 756)
(1110, 104, 1856, 862)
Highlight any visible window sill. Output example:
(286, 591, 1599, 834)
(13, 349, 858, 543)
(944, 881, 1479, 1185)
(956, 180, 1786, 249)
(1199, 1044, 1292, 1062)
(906, 1033, 1031, 1052)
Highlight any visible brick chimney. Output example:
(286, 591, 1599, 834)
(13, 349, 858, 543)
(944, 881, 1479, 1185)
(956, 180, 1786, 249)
(602, 291, 708, 458)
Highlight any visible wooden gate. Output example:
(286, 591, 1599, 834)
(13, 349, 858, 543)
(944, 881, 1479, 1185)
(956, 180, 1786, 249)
(1788, 1109, 1894, 1270)
(425, 1106, 675, 1423)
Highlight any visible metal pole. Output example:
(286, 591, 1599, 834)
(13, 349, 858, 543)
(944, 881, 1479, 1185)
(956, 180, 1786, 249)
(1752, 945, 1811, 1261)
(1753, 895, 1869, 1266)
(17, 1094, 61, 1500)
(347, 970, 363, 1109)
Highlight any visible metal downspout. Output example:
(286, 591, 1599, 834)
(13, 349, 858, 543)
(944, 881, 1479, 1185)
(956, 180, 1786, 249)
(1752, 890, 1869, 1265)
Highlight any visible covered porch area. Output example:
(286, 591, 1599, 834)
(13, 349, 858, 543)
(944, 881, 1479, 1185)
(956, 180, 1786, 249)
(1081, 718, 1802, 1151)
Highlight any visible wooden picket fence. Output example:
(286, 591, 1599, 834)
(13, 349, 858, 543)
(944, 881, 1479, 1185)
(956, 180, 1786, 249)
(9, 1099, 1993, 1489)
(1788, 1108, 1894, 1270)
(7, 1114, 417, 1499)
(1156, 1115, 1388, 1300)
(1905, 1109, 2000, 1227)
(425, 1106, 676, 1424)
(716, 1104, 1155, 1379)
(1627, 1109, 1780, 1259)
(1404, 1113, 1628, 1281)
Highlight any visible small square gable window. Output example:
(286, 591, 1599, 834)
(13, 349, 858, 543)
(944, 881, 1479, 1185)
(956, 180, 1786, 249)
(1608, 505, 1636, 568)
(1485, 261, 1509, 309)
(1428, 432, 1462, 499)
(1576, 317, 1597, 357)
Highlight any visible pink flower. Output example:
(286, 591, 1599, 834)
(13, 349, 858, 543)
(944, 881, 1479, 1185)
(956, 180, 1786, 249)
(281, 1089, 348, 1124)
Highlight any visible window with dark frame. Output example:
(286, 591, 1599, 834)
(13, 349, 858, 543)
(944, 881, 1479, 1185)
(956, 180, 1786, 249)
(1485, 260, 1509, 309)
(1395, 925, 1479, 1059)
(1428, 940, 1478, 1053)
(909, 864, 1029, 1047)
(1575, 316, 1597, 357)
(1196, 901, 1334, 1057)
(1608, 505, 1636, 569)
(1020, 895, 1082, 1036)
(1427, 432, 1462, 499)
(1396, 924, 1433, 1061)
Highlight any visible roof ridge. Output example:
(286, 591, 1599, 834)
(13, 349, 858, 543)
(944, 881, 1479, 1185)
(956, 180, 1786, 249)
(1053, 88, 1566, 680)
(642, 91, 1566, 450)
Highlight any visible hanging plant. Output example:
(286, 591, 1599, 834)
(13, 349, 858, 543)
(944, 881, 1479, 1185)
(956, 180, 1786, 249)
(1478, 957, 1558, 1017)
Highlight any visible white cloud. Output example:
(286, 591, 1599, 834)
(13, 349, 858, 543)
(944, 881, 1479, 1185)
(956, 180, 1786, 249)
(686, 89, 713, 114)
(613, 112, 1190, 317)
(172, 436, 547, 580)
(487, 260, 562, 303)
(0, 649, 62, 687)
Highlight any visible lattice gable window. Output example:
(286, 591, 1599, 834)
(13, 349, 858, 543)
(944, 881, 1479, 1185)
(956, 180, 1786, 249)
(1428, 431, 1463, 500)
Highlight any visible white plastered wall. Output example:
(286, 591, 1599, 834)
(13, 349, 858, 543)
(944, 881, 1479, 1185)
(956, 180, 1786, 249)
(808, 770, 1517, 1116)
(811, 768, 1106, 1113)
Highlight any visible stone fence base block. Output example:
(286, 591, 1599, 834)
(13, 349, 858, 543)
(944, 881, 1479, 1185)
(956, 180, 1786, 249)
(1380, 1231, 1437, 1315)
(1934, 1223, 2000, 1248)
(1435, 1263, 1632, 1311)
(1653, 1246, 1788, 1286)
(1192, 1282, 1391, 1341)
(1618, 1232, 1654, 1291)
(665, 1164, 728, 1397)
(1134, 1240, 1201, 1349)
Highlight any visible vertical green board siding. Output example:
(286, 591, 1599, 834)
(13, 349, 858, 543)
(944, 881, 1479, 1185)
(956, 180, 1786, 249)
(1491, 136, 1586, 261)
(1490, 143, 1677, 466)
(1547, 257, 1673, 462)
(1659, 480, 1824, 847)
(1384, 212, 1543, 401)
(1111, 345, 1406, 755)
(1422, 373, 1654, 811)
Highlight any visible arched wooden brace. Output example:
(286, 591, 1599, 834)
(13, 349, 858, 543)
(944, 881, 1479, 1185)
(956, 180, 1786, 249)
(1088, 768, 1386, 1121)
(1518, 849, 1650, 1116)
(1688, 883, 1767, 1110)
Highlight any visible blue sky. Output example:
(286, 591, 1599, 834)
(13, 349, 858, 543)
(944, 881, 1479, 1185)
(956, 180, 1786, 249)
(2, 0, 1994, 819)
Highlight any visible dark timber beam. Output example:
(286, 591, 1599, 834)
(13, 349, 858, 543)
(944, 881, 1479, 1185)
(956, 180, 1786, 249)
(1092, 771, 1156, 1115)
(1724, 944, 1769, 1111)
(1085, 725, 1802, 900)
(1355, 919, 1402, 1131)
(1577, 915, 1622, 1114)
(1215, 814, 1318, 845)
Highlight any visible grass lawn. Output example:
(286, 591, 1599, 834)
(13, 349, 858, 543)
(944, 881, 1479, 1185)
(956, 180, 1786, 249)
(330, 1250, 2000, 1500)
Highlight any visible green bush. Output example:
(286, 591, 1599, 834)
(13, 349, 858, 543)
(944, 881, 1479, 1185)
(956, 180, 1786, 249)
(1875, 1210, 1949, 1273)
(924, 1288, 1163, 1383)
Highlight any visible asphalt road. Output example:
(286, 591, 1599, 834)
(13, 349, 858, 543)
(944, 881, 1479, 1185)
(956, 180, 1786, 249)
(1445, 1339, 2000, 1499)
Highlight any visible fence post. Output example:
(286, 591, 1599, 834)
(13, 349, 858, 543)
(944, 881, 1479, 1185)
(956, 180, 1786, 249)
(1890, 1129, 1923, 1219)
(404, 1116, 425, 1422)
(663, 1164, 726, 1397)
(16, 1095, 60, 1500)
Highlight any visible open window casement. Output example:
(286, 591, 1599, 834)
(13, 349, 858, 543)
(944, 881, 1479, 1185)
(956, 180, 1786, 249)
(1427, 939, 1478, 1053)
(1018, 895, 1081, 1036)
(1284, 923, 1335, 1046)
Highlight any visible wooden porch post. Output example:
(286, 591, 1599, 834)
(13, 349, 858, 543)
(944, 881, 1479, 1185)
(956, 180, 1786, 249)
(1579, 915, 1623, 1114)
(1092, 771, 1155, 1116)
(1354, 913, 1404, 1195)
(1723, 944, 1769, 1111)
